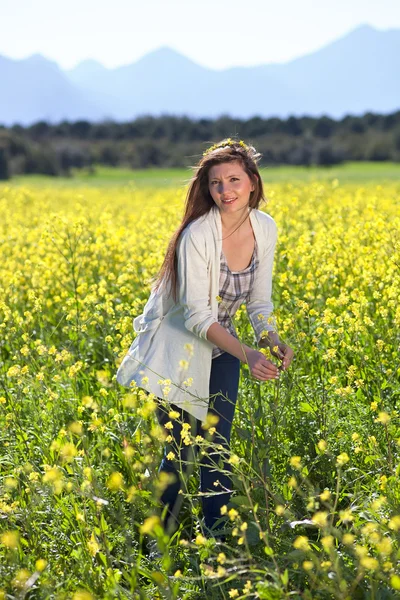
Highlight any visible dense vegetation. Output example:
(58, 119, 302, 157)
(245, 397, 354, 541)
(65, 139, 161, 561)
(0, 171, 399, 598)
(0, 110, 400, 179)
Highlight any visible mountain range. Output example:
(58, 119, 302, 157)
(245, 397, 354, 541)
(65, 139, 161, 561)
(1, 24, 399, 126)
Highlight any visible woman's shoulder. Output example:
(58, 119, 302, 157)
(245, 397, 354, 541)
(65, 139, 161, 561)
(179, 210, 214, 243)
(251, 209, 278, 236)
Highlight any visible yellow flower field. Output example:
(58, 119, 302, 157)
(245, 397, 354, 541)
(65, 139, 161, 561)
(0, 177, 399, 599)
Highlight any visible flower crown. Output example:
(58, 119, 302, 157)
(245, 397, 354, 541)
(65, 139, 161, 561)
(203, 138, 249, 156)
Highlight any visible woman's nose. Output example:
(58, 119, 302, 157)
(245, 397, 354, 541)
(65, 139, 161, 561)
(218, 181, 230, 194)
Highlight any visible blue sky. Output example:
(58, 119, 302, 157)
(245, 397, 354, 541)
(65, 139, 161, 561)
(1, 0, 400, 70)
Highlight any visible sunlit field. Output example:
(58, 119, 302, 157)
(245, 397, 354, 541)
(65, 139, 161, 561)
(1, 164, 400, 599)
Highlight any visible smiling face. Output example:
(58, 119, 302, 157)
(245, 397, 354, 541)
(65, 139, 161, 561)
(208, 160, 256, 215)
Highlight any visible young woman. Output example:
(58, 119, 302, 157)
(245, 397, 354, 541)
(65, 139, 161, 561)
(116, 139, 294, 538)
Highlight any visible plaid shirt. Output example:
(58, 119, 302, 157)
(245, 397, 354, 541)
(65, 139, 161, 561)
(212, 241, 259, 359)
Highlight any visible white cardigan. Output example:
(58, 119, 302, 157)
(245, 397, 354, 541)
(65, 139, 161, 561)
(116, 204, 278, 423)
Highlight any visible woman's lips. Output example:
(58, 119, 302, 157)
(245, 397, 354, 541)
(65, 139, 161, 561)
(222, 197, 237, 204)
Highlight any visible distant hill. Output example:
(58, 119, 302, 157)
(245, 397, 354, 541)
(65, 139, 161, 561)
(0, 54, 106, 125)
(1, 24, 399, 125)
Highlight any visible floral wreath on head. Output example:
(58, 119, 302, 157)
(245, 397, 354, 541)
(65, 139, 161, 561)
(203, 138, 249, 156)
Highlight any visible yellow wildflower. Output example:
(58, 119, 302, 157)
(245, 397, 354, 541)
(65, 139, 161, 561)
(375, 411, 390, 425)
(35, 559, 47, 572)
(140, 516, 162, 534)
(1, 530, 20, 549)
(217, 552, 226, 564)
(87, 533, 100, 556)
(320, 490, 331, 502)
(336, 452, 350, 467)
(195, 534, 207, 545)
(321, 535, 334, 550)
(342, 533, 355, 545)
(360, 556, 378, 570)
(290, 456, 302, 469)
(168, 410, 180, 419)
(312, 511, 329, 527)
(293, 536, 310, 551)
(339, 509, 354, 523)
(107, 472, 124, 492)
(388, 515, 400, 531)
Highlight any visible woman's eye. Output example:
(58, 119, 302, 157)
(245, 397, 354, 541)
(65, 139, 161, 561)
(210, 178, 238, 184)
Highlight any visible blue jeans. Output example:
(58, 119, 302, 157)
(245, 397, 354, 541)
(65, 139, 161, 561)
(156, 352, 240, 535)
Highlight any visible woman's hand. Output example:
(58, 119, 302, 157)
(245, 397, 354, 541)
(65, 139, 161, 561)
(271, 341, 294, 371)
(245, 349, 280, 381)
(259, 334, 294, 371)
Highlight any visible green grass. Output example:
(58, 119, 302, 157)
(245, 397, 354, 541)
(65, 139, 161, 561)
(11, 167, 190, 189)
(9, 161, 400, 189)
(260, 161, 400, 183)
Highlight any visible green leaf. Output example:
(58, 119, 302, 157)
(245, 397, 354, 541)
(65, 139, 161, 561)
(100, 513, 109, 532)
(230, 495, 251, 508)
(98, 552, 108, 567)
(281, 569, 289, 586)
(282, 484, 293, 501)
(299, 402, 314, 413)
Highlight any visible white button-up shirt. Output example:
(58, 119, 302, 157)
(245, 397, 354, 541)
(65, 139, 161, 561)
(116, 204, 278, 423)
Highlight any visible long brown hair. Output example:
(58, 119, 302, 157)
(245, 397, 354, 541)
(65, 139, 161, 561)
(155, 139, 266, 298)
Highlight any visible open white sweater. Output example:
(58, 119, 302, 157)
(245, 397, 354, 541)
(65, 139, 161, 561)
(116, 204, 278, 423)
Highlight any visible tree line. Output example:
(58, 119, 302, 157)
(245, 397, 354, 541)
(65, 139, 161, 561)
(0, 111, 399, 179)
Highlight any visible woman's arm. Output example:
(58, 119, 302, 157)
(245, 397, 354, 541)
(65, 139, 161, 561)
(206, 322, 280, 381)
(176, 229, 218, 339)
(247, 217, 294, 371)
(246, 217, 278, 341)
